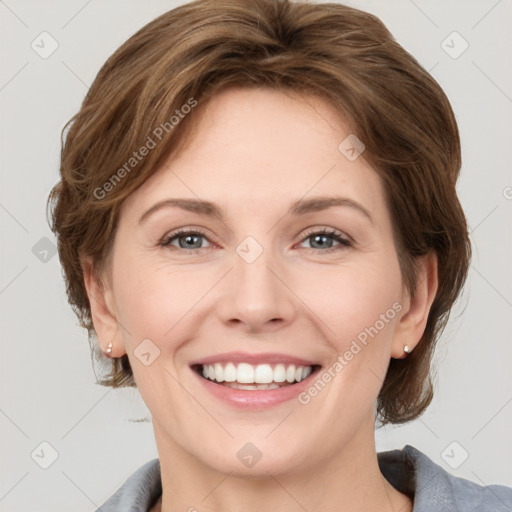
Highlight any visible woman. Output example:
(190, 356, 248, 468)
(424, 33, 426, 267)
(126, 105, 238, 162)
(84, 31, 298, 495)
(47, 0, 512, 510)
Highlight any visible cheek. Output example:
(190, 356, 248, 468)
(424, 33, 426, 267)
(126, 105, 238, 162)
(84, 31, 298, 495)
(305, 258, 403, 350)
(299, 262, 403, 427)
(112, 256, 217, 348)
(111, 259, 205, 404)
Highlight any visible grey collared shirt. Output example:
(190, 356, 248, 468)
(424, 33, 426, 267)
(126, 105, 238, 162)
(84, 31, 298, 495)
(95, 445, 512, 511)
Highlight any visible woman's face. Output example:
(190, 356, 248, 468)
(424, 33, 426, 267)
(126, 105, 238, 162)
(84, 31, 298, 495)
(93, 87, 420, 475)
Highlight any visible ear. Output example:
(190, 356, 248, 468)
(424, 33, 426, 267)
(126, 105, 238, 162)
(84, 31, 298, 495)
(391, 251, 438, 359)
(82, 256, 126, 358)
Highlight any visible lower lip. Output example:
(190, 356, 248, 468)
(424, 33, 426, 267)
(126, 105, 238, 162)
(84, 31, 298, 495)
(191, 366, 321, 410)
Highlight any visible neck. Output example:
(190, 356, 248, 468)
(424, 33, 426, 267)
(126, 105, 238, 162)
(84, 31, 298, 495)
(152, 418, 412, 512)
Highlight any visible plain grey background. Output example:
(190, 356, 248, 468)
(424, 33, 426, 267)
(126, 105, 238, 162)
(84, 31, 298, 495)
(1, 0, 511, 511)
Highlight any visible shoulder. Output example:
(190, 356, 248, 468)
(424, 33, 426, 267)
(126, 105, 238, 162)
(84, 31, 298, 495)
(378, 444, 512, 511)
(94, 458, 162, 512)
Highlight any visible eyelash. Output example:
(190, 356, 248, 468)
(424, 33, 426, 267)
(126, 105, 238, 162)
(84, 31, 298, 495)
(159, 227, 353, 254)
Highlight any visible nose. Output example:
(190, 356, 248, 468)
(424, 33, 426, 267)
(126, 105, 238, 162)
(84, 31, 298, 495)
(216, 243, 297, 333)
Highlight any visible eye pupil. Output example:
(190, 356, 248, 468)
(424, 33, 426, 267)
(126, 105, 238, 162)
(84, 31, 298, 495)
(180, 234, 201, 249)
(311, 234, 333, 249)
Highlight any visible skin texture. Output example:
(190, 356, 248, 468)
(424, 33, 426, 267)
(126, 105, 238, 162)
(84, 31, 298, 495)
(83, 87, 438, 512)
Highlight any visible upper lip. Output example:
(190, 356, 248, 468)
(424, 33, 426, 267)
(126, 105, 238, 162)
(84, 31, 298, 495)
(189, 351, 321, 367)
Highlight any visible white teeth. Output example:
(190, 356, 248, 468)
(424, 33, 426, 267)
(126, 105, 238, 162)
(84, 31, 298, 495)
(254, 364, 273, 383)
(273, 364, 286, 382)
(237, 363, 254, 383)
(214, 363, 224, 382)
(199, 362, 315, 385)
(222, 382, 281, 390)
(223, 362, 237, 382)
(286, 364, 296, 383)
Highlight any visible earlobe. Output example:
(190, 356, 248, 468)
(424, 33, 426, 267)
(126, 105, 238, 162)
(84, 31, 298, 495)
(81, 256, 125, 358)
(391, 251, 438, 359)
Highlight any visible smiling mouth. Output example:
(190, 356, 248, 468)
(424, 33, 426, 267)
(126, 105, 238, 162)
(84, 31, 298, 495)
(191, 362, 322, 390)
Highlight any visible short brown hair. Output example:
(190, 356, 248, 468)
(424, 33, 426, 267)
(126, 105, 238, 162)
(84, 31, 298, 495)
(47, 0, 471, 425)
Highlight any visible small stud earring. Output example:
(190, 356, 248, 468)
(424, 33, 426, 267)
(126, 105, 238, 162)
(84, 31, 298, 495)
(404, 345, 411, 354)
(106, 340, 113, 355)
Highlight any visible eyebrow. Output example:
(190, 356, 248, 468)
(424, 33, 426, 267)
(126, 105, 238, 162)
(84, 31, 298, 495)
(138, 195, 373, 225)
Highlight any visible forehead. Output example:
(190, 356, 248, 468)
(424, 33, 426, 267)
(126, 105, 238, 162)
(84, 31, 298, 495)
(120, 86, 387, 223)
